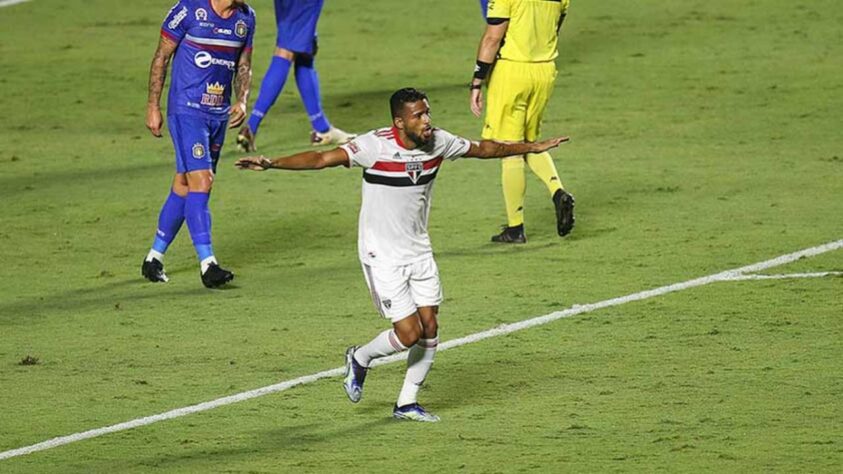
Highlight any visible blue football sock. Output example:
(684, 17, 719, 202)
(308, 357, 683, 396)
(150, 190, 186, 256)
(295, 56, 331, 134)
(248, 56, 293, 134)
(185, 192, 215, 264)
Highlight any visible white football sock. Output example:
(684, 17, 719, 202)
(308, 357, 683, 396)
(200, 256, 217, 274)
(396, 336, 438, 407)
(146, 249, 165, 263)
(354, 329, 407, 367)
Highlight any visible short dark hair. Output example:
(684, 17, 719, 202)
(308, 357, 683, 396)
(390, 87, 428, 118)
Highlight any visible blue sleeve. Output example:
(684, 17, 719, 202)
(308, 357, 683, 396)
(161, 1, 190, 43)
(245, 9, 256, 51)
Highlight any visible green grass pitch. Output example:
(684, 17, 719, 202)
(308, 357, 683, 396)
(1, 0, 841, 471)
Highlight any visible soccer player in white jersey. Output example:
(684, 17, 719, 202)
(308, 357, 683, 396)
(236, 88, 568, 422)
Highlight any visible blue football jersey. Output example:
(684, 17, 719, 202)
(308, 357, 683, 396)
(161, 0, 255, 118)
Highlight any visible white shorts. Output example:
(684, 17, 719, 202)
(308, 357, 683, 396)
(361, 257, 443, 323)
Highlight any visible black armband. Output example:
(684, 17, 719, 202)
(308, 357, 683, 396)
(473, 60, 493, 80)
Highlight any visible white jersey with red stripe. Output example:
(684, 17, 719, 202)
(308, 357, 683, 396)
(339, 127, 471, 267)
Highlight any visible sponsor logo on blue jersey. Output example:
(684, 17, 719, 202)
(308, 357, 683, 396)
(168, 7, 188, 29)
(201, 82, 226, 107)
(193, 51, 236, 70)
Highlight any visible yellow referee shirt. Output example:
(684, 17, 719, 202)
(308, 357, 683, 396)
(487, 0, 570, 63)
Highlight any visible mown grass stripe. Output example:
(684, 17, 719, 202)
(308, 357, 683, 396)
(1, 238, 840, 461)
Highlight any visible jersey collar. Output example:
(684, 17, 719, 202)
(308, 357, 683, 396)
(391, 126, 411, 150)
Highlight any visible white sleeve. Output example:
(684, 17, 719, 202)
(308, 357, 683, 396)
(435, 129, 472, 160)
(339, 131, 380, 169)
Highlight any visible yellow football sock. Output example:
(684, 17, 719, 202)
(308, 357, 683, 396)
(501, 156, 526, 227)
(526, 152, 564, 196)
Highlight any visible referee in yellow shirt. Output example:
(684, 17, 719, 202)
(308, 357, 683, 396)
(470, 0, 575, 243)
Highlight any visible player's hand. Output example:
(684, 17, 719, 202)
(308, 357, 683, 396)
(532, 136, 570, 153)
(470, 87, 484, 118)
(228, 101, 247, 129)
(235, 155, 272, 171)
(146, 104, 163, 138)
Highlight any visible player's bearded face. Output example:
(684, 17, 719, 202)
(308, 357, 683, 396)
(400, 100, 433, 146)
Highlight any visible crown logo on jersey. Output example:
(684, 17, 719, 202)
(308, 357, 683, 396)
(206, 82, 225, 95)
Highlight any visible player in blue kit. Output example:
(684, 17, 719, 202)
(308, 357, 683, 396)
(235, 0, 354, 152)
(142, 0, 255, 288)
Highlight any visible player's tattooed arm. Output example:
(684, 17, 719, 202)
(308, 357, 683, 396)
(235, 148, 350, 171)
(229, 48, 253, 129)
(464, 136, 570, 159)
(146, 35, 178, 137)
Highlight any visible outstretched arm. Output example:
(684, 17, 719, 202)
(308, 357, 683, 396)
(146, 35, 178, 138)
(463, 136, 570, 159)
(235, 147, 351, 171)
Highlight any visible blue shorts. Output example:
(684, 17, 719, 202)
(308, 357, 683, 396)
(168, 114, 228, 174)
(274, 0, 323, 54)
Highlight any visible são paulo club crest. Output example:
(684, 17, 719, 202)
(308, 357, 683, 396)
(235, 20, 248, 38)
(405, 161, 424, 184)
(192, 143, 206, 159)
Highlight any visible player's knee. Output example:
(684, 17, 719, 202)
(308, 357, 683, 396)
(274, 47, 295, 61)
(395, 323, 422, 348)
(295, 54, 314, 68)
(190, 180, 213, 193)
(502, 157, 526, 171)
(172, 175, 189, 196)
(422, 319, 438, 339)
(172, 185, 189, 197)
(417, 306, 439, 338)
(186, 171, 214, 192)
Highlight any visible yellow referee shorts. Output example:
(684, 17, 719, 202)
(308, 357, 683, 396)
(482, 60, 557, 142)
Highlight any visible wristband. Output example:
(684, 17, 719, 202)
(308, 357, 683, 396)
(473, 60, 492, 80)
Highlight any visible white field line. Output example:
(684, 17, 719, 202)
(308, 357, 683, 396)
(1, 238, 841, 462)
(0, 0, 32, 8)
(722, 271, 843, 281)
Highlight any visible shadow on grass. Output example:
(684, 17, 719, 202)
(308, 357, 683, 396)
(436, 241, 559, 259)
(0, 161, 168, 199)
(0, 277, 213, 324)
(322, 82, 470, 111)
(123, 417, 395, 470)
